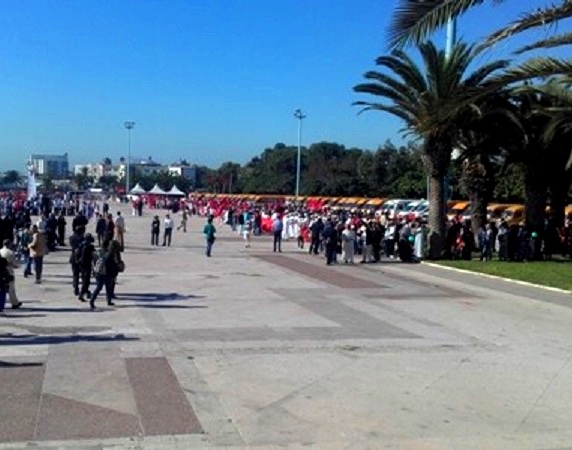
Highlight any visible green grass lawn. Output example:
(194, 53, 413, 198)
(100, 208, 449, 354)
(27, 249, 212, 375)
(435, 259, 572, 292)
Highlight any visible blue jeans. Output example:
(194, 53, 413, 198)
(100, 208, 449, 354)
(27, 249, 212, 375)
(23, 252, 32, 275)
(91, 275, 113, 303)
(34, 257, 44, 282)
(206, 239, 214, 257)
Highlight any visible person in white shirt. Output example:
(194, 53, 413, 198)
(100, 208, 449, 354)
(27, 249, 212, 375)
(114, 211, 125, 249)
(341, 226, 356, 264)
(163, 214, 174, 246)
(0, 240, 22, 309)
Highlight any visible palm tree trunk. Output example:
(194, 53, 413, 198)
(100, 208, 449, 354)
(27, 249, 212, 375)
(424, 141, 450, 259)
(462, 156, 493, 236)
(549, 172, 572, 228)
(524, 168, 548, 260)
(427, 173, 447, 259)
(469, 191, 487, 233)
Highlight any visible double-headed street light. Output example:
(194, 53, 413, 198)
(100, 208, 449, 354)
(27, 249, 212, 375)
(124, 121, 135, 195)
(293, 109, 306, 199)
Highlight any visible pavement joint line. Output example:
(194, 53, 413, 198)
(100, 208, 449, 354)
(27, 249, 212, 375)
(422, 261, 571, 295)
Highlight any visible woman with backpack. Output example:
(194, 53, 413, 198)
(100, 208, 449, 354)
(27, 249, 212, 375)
(89, 239, 114, 309)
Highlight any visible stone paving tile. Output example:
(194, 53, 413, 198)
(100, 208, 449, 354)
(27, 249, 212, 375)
(35, 393, 141, 441)
(125, 357, 203, 436)
(255, 254, 382, 289)
(0, 364, 44, 442)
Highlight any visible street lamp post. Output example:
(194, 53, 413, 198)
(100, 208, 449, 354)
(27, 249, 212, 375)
(293, 109, 306, 199)
(428, 18, 457, 200)
(124, 121, 135, 195)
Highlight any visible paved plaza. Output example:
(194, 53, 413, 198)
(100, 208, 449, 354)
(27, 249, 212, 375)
(2, 209, 572, 449)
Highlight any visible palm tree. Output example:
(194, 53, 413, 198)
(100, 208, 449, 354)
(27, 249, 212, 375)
(388, 1, 572, 50)
(532, 79, 572, 227)
(388, 1, 572, 85)
(455, 93, 525, 234)
(354, 41, 509, 257)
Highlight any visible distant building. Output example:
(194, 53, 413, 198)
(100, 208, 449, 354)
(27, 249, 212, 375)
(30, 153, 69, 178)
(168, 164, 197, 184)
(74, 164, 104, 179)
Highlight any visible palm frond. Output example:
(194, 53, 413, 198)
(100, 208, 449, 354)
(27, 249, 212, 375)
(385, 49, 428, 92)
(361, 71, 419, 104)
(515, 32, 572, 55)
(353, 82, 418, 116)
(375, 53, 428, 93)
(485, 57, 572, 88)
(479, 1, 572, 51)
(463, 60, 511, 87)
(352, 101, 415, 124)
(387, 0, 492, 49)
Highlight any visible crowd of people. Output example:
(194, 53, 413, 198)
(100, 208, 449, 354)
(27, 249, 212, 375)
(1, 191, 572, 312)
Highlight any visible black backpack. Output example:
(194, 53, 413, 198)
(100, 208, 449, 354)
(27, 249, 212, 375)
(72, 242, 85, 265)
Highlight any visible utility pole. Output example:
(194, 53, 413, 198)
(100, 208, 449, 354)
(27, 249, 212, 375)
(293, 109, 306, 199)
(124, 121, 135, 195)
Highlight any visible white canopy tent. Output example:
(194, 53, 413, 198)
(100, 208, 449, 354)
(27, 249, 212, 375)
(129, 183, 147, 194)
(167, 185, 185, 197)
(148, 184, 167, 195)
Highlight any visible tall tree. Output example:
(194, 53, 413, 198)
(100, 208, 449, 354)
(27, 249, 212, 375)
(354, 41, 508, 257)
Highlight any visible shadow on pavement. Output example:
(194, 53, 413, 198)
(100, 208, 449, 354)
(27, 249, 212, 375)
(117, 293, 205, 301)
(0, 314, 47, 319)
(0, 333, 139, 346)
(118, 304, 207, 309)
(17, 306, 95, 313)
(0, 361, 43, 368)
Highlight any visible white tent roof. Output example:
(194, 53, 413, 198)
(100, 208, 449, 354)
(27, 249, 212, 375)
(130, 183, 147, 194)
(148, 184, 167, 195)
(167, 185, 185, 196)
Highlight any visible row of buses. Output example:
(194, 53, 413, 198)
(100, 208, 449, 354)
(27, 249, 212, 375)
(195, 194, 572, 224)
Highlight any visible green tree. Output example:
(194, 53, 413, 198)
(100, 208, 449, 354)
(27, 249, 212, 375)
(354, 41, 508, 257)
(97, 175, 118, 192)
(73, 167, 93, 190)
(2, 170, 23, 185)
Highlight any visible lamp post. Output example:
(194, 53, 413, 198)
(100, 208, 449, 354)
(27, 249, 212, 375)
(427, 18, 457, 201)
(293, 109, 306, 199)
(124, 121, 135, 195)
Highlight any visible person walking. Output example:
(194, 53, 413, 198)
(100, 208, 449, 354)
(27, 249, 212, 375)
(28, 225, 48, 284)
(105, 214, 115, 243)
(95, 213, 106, 247)
(69, 228, 85, 296)
(77, 234, 95, 302)
(203, 216, 216, 257)
(0, 240, 22, 309)
(323, 219, 338, 265)
(243, 216, 253, 248)
(341, 225, 356, 264)
(177, 209, 188, 233)
(163, 214, 174, 246)
(114, 211, 125, 250)
(89, 239, 115, 309)
(0, 255, 12, 313)
(272, 215, 283, 253)
(151, 215, 160, 246)
(19, 226, 33, 278)
(108, 239, 123, 300)
(57, 212, 67, 246)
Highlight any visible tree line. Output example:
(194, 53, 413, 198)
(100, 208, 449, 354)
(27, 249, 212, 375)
(351, 0, 572, 258)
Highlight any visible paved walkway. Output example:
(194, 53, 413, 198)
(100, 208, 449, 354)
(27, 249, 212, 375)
(1, 208, 572, 449)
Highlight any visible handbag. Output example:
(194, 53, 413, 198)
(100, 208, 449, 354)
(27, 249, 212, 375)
(117, 260, 126, 273)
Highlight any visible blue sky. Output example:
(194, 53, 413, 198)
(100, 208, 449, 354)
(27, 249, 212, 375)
(0, 0, 559, 170)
